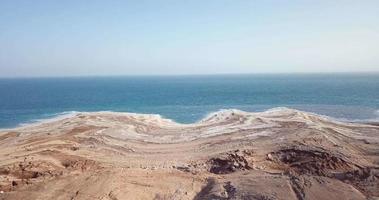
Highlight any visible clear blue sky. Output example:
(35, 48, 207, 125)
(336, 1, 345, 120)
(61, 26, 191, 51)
(1, 0, 379, 77)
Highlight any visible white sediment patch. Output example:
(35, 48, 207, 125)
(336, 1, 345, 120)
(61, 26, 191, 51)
(0, 111, 80, 131)
(3, 107, 374, 134)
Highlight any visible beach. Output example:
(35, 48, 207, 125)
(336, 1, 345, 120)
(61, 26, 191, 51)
(0, 108, 378, 199)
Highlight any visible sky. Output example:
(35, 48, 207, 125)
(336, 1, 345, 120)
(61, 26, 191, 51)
(0, 0, 379, 77)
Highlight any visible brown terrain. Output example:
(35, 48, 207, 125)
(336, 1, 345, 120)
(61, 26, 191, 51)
(0, 108, 378, 200)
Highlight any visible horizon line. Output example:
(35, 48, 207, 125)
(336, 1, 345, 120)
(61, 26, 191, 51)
(1, 71, 379, 79)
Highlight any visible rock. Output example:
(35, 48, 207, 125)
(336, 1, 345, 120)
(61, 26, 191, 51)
(267, 153, 274, 161)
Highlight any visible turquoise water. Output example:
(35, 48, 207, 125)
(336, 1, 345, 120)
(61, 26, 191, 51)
(0, 74, 378, 128)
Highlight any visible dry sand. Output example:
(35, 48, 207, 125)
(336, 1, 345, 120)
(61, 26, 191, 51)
(0, 108, 378, 200)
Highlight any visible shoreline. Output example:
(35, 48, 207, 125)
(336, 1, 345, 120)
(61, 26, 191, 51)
(1, 107, 378, 131)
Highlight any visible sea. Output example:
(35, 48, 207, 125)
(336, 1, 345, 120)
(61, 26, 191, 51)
(0, 73, 378, 129)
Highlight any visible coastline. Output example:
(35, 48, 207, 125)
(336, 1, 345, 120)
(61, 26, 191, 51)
(2, 107, 378, 132)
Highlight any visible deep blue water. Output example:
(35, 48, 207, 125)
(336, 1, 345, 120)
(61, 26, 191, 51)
(0, 74, 378, 128)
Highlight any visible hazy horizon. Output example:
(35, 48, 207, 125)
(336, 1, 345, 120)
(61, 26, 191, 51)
(1, 71, 379, 79)
(1, 0, 379, 77)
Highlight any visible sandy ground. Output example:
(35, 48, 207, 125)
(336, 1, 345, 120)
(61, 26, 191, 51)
(0, 108, 378, 200)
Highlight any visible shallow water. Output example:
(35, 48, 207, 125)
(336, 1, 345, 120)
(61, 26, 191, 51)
(0, 73, 378, 128)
